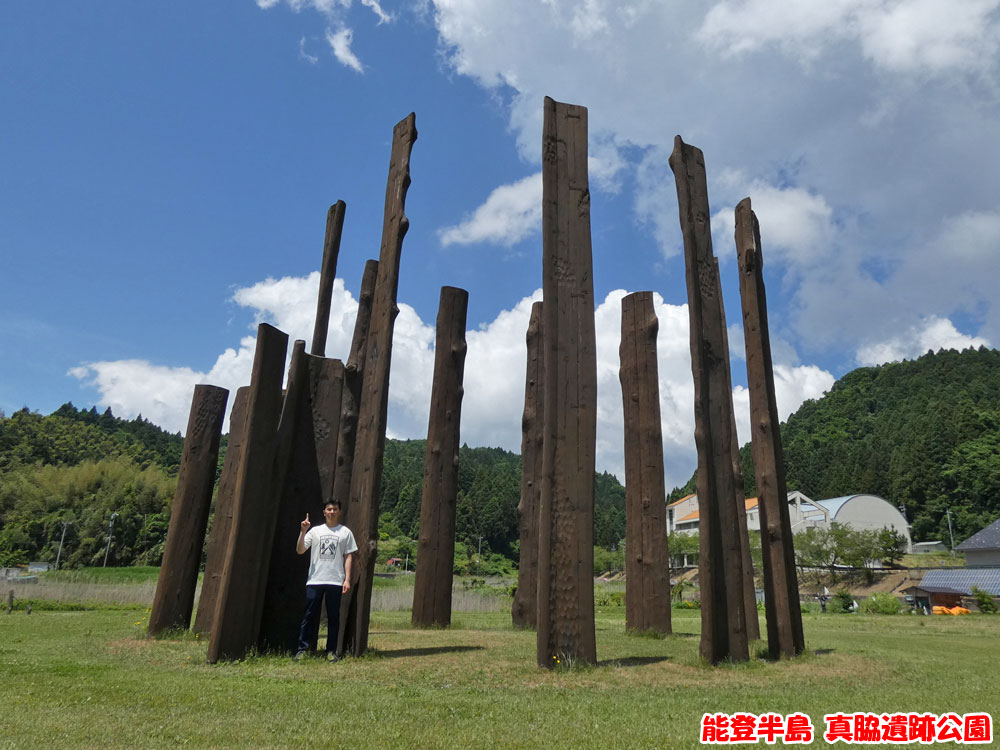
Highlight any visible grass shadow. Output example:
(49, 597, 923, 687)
(597, 655, 671, 668)
(366, 645, 486, 659)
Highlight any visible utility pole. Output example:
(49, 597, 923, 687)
(55, 521, 71, 570)
(946, 509, 956, 557)
(103, 513, 119, 568)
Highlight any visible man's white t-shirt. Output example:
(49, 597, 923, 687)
(303, 523, 358, 586)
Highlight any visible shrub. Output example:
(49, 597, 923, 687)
(673, 599, 700, 610)
(831, 590, 855, 613)
(971, 586, 998, 614)
(860, 592, 902, 615)
(594, 589, 625, 607)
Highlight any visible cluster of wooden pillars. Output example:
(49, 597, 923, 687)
(148, 113, 436, 662)
(513, 104, 803, 666)
(148, 97, 802, 668)
(669, 136, 803, 663)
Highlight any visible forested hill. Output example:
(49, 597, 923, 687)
(0, 404, 627, 567)
(0, 403, 185, 473)
(670, 347, 1000, 545)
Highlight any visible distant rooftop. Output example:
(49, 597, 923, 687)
(920, 568, 1000, 596)
(956, 518, 1000, 552)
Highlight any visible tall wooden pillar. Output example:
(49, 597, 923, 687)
(333, 259, 379, 518)
(311, 201, 346, 357)
(619, 291, 671, 635)
(669, 136, 748, 664)
(345, 113, 417, 657)
(536, 96, 598, 668)
(333, 259, 378, 655)
(206, 323, 288, 663)
(194, 386, 249, 635)
(717, 264, 761, 643)
(512, 301, 543, 629)
(735, 197, 804, 658)
(412, 286, 469, 628)
(148, 384, 228, 636)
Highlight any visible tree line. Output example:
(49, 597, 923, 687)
(3, 345, 998, 568)
(0, 404, 627, 568)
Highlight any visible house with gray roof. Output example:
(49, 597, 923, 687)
(956, 518, 1000, 566)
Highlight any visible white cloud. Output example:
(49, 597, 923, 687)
(462, 289, 544, 447)
(68, 361, 206, 433)
(856, 316, 991, 366)
(257, 0, 395, 71)
(698, 0, 1000, 76)
(299, 36, 319, 64)
(424, 0, 1000, 362)
(711, 173, 836, 269)
(361, 0, 392, 25)
(71, 269, 834, 491)
(326, 26, 364, 72)
(438, 172, 542, 247)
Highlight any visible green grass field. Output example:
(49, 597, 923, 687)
(1, 582, 997, 749)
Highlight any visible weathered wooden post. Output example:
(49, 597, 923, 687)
(512, 301, 543, 629)
(669, 136, 749, 664)
(717, 264, 761, 643)
(333, 259, 379, 519)
(730, 410, 761, 643)
(412, 286, 469, 628)
(206, 323, 288, 663)
(148, 384, 228, 636)
(333, 259, 378, 654)
(735, 197, 804, 658)
(619, 291, 671, 635)
(258, 341, 345, 652)
(193, 386, 249, 635)
(311, 201, 346, 357)
(536, 96, 598, 668)
(345, 113, 417, 657)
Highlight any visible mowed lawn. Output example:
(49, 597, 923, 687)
(1, 603, 997, 749)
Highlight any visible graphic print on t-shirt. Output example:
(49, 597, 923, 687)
(319, 535, 338, 558)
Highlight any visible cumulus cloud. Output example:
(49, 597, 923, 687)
(425, 0, 998, 359)
(71, 273, 360, 434)
(438, 172, 542, 247)
(71, 269, 832, 489)
(856, 316, 991, 367)
(710, 173, 836, 269)
(698, 0, 1000, 76)
(251, 1, 996, 365)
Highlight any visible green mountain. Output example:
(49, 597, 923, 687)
(671, 347, 1000, 545)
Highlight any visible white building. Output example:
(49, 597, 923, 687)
(668, 491, 913, 553)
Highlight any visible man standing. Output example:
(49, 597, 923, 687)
(295, 500, 357, 661)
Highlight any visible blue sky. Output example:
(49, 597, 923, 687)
(3, 1, 998, 489)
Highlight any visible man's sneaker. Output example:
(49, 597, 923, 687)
(294, 651, 307, 661)
(327, 652, 341, 663)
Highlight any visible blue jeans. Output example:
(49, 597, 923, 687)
(297, 584, 343, 654)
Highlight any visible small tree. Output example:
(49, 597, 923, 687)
(971, 586, 998, 614)
(793, 526, 836, 570)
(876, 528, 907, 567)
(667, 532, 698, 567)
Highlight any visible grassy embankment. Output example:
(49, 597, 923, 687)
(1, 572, 997, 749)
